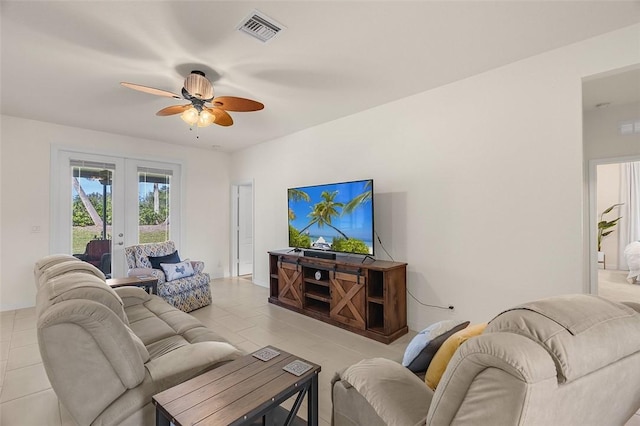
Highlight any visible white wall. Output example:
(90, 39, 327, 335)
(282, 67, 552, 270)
(230, 24, 640, 330)
(0, 115, 231, 311)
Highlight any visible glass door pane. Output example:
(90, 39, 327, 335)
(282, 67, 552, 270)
(138, 167, 172, 244)
(70, 162, 114, 276)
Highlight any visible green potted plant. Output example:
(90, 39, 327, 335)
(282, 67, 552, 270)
(598, 204, 623, 262)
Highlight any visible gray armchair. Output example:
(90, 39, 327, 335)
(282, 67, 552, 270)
(124, 241, 211, 312)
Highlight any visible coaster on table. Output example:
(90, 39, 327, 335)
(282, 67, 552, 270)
(283, 360, 313, 376)
(252, 347, 280, 362)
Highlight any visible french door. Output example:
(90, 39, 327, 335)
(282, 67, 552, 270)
(52, 149, 181, 277)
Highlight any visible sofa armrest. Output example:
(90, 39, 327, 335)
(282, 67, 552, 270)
(145, 341, 241, 391)
(332, 358, 432, 426)
(113, 286, 152, 308)
(190, 261, 205, 274)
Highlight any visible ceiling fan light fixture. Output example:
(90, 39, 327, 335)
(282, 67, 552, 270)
(180, 107, 199, 126)
(184, 71, 213, 100)
(122, 70, 263, 130)
(198, 109, 216, 127)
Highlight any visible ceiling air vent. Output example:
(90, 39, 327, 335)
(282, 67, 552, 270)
(237, 10, 285, 43)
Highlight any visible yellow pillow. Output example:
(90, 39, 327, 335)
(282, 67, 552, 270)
(425, 322, 487, 390)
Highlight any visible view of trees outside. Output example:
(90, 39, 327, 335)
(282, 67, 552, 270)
(71, 169, 170, 254)
(137, 176, 170, 244)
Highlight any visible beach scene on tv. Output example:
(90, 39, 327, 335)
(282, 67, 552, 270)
(288, 180, 374, 255)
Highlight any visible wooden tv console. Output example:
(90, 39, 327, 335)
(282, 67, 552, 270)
(268, 250, 408, 344)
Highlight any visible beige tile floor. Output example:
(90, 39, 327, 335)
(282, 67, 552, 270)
(0, 277, 414, 425)
(1, 276, 639, 425)
(598, 268, 640, 304)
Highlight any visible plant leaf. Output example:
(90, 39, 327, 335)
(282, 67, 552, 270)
(602, 203, 624, 215)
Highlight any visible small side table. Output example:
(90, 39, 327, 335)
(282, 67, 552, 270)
(153, 346, 321, 426)
(106, 276, 158, 295)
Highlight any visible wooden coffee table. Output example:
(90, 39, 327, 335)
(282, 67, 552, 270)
(106, 276, 158, 295)
(153, 346, 321, 426)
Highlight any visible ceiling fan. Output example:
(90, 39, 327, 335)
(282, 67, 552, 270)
(120, 70, 264, 128)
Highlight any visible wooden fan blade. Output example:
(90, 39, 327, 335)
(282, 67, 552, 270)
(205, 107, 234, 126)
(156, 104, 192, 116)
(211, 96, 264, 112)
(121, 82, 181, 99)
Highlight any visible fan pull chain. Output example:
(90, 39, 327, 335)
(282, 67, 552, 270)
(188, 125, 200, 139)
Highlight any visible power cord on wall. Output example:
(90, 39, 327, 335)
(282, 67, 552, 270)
(375, 231, 454, 311)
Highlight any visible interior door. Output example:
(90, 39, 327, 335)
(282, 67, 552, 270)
(237, 184, 253, 276)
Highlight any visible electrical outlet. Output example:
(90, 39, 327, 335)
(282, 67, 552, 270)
(31, 225, 41, 233)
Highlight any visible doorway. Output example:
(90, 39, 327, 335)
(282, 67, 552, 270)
(231, 182, 254, 279)
(589, 158, 640, 302)
(583, 66, 640, 302)
(52, 149, 182, 277)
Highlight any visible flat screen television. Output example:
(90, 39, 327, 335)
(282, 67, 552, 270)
(288, 179, 374, 255)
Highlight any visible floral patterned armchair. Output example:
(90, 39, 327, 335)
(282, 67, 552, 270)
(124, 241, 211, 312)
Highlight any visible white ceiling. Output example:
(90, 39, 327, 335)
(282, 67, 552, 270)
(583, 67, 640, 111)
(2, 1, 639, 152)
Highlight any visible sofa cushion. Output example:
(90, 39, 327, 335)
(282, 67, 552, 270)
(128, 315, 178, 346)
(182, 326, 228, 344)
(486, 294, 640, 383)
(148, 251, 180, 270)
(402, 320, 470, 373)
(425, 322, 487, 390)
(125, 296, 210, 346)
(146, 335, 190, 359)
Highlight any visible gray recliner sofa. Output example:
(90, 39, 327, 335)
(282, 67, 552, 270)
(34, 255, 241, 426)
(332, 294, 640, 426)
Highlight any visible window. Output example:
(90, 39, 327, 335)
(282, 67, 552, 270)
(138, 167, 172, 243)
(70, 160, 114, 254)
